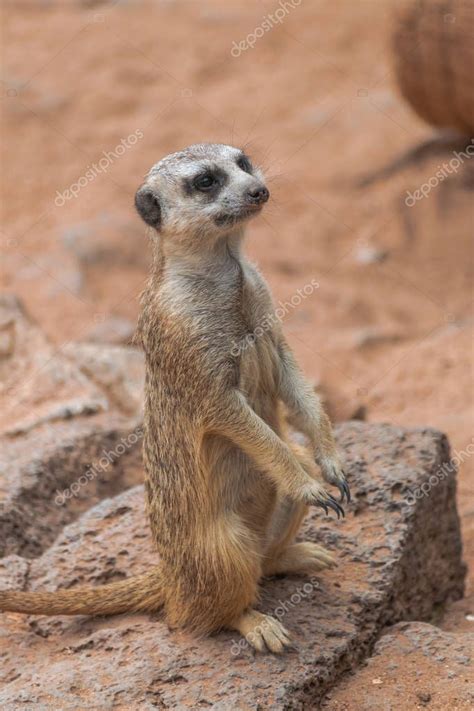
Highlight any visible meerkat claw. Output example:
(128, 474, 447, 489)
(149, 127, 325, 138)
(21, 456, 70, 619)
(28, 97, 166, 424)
(344, 479, 351, 503)
(318, 495, 344, 519)
(337, 478, 351, 504)
(328, 495, 345, 518)
(318, 502, 329, 516)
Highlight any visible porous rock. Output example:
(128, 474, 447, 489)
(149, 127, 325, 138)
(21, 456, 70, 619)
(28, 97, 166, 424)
(0, 294, 107, 438)
(63, 341, 144, 416)
(0, 295, 144, 559)
(322, 621, 473, 710)
(0, 422, 466, 709)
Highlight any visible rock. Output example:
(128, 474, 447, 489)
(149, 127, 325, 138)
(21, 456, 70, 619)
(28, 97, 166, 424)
(0, 422, 466, 709)
(0, 295, 145, 559)
(0, 419, 144, 560)
(85, 315, 136, 346)
(353, 243, 388, 265)
(63, 342, 144, 417)
(417, 691, 432, 704)
(60, 218, 149, 318)
(15, 253, 84, 297)
(317, 381, 367, 423)
(353, 327, 403, 349)
(0, 294, 107, 437)
(61, 215, 150, 270)
(0, 315, 15, 358)
(322, 622, 474, 710)
(0, 555, 29, 591)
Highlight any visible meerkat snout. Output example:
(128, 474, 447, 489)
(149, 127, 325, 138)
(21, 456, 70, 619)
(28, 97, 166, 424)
(134, 143, 269, 239)
(246, 185, 270, 206)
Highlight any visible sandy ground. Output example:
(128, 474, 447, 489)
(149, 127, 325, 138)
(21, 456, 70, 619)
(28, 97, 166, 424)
(1, 0, 473, 704)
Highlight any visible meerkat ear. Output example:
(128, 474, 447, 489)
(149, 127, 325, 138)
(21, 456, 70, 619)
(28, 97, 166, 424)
(135, 187, 162, 230)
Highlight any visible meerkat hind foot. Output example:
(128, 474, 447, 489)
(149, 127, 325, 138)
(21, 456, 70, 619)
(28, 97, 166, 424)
(232, 609, 292, 654)
(265, 541, 336, 576)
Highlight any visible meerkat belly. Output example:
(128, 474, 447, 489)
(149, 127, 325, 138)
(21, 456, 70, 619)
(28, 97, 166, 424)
(203, 432, 275, 524)
(202, 330, 281, 532)
(224, 332, 280, 517)
(239, 330, 281, 425)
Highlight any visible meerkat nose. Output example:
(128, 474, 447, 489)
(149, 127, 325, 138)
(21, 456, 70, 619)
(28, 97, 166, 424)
(246, 186, 270, 205)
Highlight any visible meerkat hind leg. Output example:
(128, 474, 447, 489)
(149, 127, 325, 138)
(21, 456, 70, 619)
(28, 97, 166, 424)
(231, 609, 292, 653)
(263, 442, 336, 576)
(262, 497, 307, 573)
(263, 500, 336, 576)
(263, 499, 336, 576)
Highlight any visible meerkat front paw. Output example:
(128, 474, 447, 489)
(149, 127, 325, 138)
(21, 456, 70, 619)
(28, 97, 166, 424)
(318, 455, 351, 504)
(286, 448, 344, 517)
(298, 479, 345, 519)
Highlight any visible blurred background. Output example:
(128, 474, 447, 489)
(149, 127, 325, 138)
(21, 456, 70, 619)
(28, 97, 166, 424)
(1, 0, 473, 659)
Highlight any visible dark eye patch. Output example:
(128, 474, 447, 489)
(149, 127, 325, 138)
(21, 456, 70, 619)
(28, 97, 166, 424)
(193, 172, 218, 192)
(182, 165, 228, 198)
(237, 154, 252, 173)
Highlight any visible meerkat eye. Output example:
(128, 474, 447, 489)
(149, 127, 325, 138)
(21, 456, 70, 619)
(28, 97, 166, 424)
(237, 155, 252, 173)
(193, 173, 217, 192)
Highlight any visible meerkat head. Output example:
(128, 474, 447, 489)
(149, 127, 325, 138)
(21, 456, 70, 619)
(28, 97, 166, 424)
(134, 143, 269, 250)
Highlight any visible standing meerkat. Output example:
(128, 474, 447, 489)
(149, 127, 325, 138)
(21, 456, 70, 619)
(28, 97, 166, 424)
(0, 144, 350, 653)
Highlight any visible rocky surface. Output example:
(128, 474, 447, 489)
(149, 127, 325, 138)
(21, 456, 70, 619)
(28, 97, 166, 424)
(0, 293, 107, 438)
(0, 295, 144, 559)
(322, 621, 473, 710)
(84, 315, 137, 346)
(0, 421, 466, 709)
(63, 340, 144, 416)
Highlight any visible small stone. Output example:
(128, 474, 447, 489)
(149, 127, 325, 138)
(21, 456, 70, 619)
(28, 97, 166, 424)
(354, 327, 403, 349)
(417, 691, 431, 704)
(354, 244, 388, 265)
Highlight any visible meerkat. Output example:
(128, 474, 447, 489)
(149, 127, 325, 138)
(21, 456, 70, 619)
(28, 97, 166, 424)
(0, 143, 350, 653)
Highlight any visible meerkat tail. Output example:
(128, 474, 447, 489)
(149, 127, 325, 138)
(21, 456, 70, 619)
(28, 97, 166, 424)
(0, 565, 164, 616)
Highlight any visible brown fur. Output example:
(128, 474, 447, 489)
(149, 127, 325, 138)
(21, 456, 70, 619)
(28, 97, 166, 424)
(0, 144, 349, 653)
